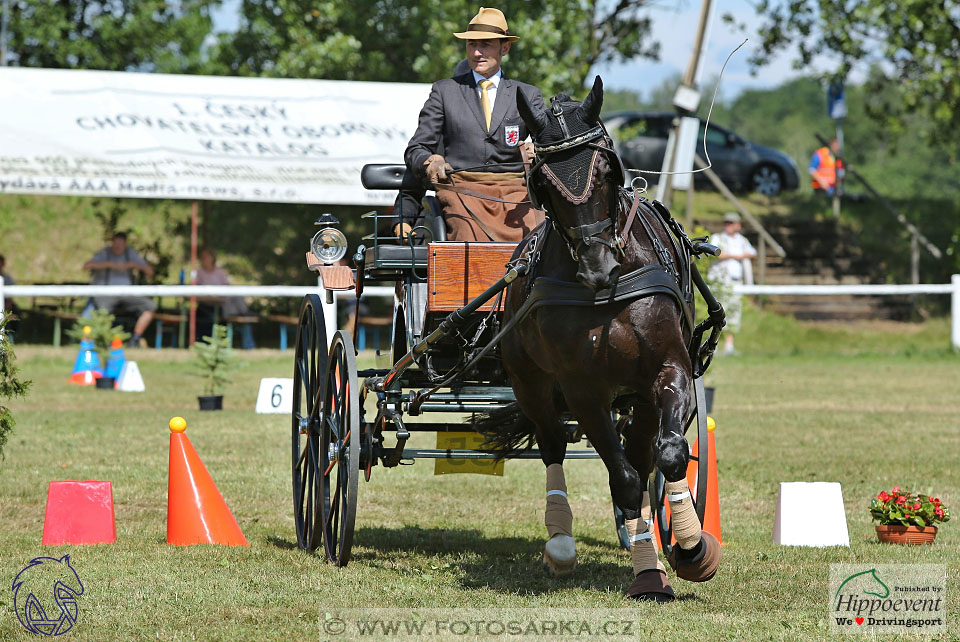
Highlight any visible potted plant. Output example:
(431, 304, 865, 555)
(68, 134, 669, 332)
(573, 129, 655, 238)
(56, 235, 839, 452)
(67, 311, 130, 389)
(871, 486, 951, 545)
(192, 324, 233, 410)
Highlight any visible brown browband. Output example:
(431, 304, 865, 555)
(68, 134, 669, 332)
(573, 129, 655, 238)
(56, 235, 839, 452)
(467, 23, 507, 35)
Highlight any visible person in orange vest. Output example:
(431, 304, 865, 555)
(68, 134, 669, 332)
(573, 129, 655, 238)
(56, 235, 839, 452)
(809, 137, 844, 195)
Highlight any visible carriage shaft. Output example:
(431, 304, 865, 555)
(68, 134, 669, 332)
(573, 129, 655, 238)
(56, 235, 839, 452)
(366, 261, 528, 392)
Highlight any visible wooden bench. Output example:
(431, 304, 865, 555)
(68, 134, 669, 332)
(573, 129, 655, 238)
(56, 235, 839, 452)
(354, 315, 392, 351)
(153, 312, 186, 349)
(224, 315, 259, 349)
(266, 315, 299, 350)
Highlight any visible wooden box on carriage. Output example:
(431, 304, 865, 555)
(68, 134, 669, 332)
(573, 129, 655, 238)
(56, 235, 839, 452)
(426, 242, 518, 312)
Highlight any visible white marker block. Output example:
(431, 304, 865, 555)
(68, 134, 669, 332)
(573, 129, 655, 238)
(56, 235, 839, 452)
(256, 378, 293, 414)
(116, 361, 145, 392)
(773, 482, 849, 547)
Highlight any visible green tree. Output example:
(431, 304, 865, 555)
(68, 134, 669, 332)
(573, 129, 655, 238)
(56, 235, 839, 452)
(0, 316, 31, 460)
(5, 0, 219, 72)
(736, 0, 960, 142)
(206, 0, 660, 96)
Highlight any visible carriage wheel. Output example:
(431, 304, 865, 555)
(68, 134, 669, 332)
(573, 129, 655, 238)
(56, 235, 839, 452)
(648, 376, 710, 556)
(292, 294, 328, 551)
(318, 331, 360, 567)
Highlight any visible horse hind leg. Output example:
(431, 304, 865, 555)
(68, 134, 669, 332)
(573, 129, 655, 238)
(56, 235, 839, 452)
(655, 363, 721, 583)
(511, 377, 578, 577)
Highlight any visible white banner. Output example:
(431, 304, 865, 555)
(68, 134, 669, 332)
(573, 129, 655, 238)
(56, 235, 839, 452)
(0, 68, 430, 205)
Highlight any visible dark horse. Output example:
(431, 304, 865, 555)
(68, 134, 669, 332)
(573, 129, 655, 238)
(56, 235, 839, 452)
(478, 77, 721, 601)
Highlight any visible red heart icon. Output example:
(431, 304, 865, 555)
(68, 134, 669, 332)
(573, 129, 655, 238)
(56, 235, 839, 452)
(856, 617, 864, 625)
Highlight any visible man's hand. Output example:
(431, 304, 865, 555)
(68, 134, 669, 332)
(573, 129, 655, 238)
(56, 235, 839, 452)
(393, 222, 413, 244)
(424, 154, 453, 184)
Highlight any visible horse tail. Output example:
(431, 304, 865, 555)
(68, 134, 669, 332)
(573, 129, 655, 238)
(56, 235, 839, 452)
(472, 402, 537, 461)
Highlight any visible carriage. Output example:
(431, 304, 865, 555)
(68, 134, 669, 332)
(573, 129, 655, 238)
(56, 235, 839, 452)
(290, 83, 726, 599)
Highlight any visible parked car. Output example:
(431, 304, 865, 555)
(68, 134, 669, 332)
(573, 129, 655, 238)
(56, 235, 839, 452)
(602, 111, 800, 197)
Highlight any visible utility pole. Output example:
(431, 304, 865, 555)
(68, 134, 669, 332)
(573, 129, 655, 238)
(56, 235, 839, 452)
(658, 0, 714, 208)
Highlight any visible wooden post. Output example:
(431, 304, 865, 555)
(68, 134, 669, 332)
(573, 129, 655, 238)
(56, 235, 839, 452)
(758, 240, 767, 285)
(911, 231, 920, 285)
(189, 200, 198, 347)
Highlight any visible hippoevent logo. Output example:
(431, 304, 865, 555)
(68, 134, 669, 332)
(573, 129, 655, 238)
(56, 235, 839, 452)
(12, 555, 85, 636)
(829, 564, 945, 634)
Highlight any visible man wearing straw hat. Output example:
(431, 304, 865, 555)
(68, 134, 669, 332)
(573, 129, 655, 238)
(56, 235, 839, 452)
(398, 7, 546, 242)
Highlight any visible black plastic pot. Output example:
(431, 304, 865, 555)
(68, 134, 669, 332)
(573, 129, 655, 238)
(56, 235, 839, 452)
(95, 377, 116, 390)
(198, 395, 223, 411)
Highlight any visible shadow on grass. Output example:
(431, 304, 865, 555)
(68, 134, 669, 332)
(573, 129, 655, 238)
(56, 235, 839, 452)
(353, 525, 703, 599)
(267, 535, 299, 550)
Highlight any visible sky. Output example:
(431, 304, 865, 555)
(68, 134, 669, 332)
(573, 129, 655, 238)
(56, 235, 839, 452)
(209, 0, 843, 101)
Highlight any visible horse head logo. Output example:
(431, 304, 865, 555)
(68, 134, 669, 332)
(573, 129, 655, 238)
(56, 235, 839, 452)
(12, 554, 85, 636)
(835, 568, 890, 601)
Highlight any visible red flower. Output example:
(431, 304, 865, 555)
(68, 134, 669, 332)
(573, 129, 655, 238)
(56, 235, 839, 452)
(935, 508, 945, 518)
(933, 498, 940, 505)
(878, 491, 890, 501)
(914, 502, 921, 510)
(896, 496, 906, 505)
(892, 485, 901, 493)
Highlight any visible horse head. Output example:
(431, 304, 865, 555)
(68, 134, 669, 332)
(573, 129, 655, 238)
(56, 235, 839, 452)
(519, 76, 624, 291)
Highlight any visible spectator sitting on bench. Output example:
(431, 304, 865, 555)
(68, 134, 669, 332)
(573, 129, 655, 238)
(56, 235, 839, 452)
(82, 232, 156, 347)
(196, 247, 256, 349)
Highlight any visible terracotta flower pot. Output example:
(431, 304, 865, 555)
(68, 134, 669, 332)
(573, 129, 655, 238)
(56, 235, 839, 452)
(875, 524, 937, 545)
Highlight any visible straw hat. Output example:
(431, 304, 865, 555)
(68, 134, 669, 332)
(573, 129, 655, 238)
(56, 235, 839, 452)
(454, 7, 519, 41)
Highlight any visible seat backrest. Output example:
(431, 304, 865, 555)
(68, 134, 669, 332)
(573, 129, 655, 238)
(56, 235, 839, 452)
(361, 164, 423, 191)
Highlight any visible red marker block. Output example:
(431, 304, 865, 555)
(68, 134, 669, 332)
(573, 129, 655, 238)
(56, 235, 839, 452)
(42, 481, 117, 545)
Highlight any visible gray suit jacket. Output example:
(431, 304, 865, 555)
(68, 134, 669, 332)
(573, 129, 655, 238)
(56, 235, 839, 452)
(404, 71, 546, 181)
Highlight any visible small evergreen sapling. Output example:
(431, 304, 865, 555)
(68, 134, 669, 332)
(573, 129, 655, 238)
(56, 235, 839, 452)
(0, 316, 31, 459)
(193, 324, 233, 397)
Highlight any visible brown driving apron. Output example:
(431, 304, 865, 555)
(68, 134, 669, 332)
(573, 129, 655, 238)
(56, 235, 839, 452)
(437, 171, 545, 242)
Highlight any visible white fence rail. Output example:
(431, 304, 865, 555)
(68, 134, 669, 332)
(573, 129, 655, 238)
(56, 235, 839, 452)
(2, 278, 959, 350)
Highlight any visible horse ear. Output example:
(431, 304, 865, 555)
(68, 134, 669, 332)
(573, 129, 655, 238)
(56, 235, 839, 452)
(517, 89, 547, 138)
(579, 76, 604, 123)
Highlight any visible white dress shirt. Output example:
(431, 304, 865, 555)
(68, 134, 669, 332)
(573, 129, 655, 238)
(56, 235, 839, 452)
(472, 69, 502, 110)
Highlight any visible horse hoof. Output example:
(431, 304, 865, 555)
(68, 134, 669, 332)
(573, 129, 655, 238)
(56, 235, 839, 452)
(625, 569, 675, 602)
(542, 535, 577, 577)
(668, 531, 721, 582)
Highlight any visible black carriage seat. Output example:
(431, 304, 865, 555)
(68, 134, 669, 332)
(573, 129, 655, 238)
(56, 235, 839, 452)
(361, 164, 448, 244)
(360, 164, 422, 191)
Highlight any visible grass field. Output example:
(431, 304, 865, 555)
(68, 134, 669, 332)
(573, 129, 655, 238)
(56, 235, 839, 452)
(1, 316, 958, 640)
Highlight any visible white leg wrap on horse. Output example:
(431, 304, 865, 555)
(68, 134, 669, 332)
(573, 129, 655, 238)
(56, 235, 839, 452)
(665, 479, 701, 550)
(640, 492, 666, 572)
(625, 518, 660, 576)
(545, 463, 573, 538)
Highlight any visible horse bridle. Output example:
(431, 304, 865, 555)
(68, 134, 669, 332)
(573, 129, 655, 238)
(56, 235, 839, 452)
(526, 97, 627, 262)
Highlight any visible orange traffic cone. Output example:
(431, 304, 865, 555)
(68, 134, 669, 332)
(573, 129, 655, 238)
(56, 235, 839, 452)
(166, 417, 248, 546)
(654, 416, 721, 548)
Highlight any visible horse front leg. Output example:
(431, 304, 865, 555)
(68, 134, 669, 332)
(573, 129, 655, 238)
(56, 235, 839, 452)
(562, 385, 674, 602)
(655, 362, 721, 583)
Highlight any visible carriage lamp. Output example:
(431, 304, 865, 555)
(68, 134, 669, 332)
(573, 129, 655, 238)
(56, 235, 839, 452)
(311, 227, 348, 265)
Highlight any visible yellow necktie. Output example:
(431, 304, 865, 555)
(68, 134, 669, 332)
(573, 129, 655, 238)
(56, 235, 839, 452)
(479, 79, 493, 132)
